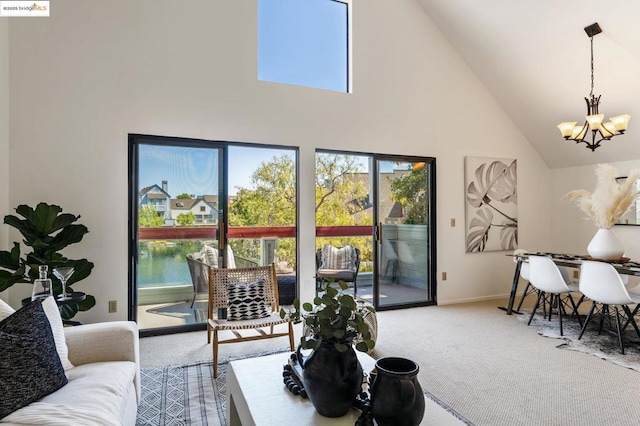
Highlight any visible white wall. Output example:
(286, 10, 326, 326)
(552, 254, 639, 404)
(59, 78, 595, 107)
(551, 160, 640, 260)
(6, 0, 552, 321)
(0, 20, 9, 302)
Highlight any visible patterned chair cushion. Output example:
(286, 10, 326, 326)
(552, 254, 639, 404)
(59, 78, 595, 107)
(227, 279, 270, 321)
(320, 244, 357, 271)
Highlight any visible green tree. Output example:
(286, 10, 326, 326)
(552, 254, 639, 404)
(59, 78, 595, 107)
(176, 212, 196, 226)
(229, 153, 373, 266)
(138, 205, 164, 227)
(176, 193, 191, 199)
(389, 164, 428, 225)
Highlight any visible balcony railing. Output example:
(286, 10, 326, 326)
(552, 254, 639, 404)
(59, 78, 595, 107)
(139, 225, 373, 240)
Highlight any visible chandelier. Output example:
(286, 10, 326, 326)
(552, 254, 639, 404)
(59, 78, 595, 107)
(557, 23, 630, 151)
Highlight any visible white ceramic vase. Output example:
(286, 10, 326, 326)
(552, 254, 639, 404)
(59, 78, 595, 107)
(587, 228, 624, 260)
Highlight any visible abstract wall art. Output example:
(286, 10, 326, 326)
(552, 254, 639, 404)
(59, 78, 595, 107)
(464, 156, 518, 253)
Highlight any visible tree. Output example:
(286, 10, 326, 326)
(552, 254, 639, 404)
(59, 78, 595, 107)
(177, 193, 191, 199)
(139, 205, 164, 227)
(229, 153, 373, 266)
(389, 164, 428, 225)
(176, 212, 196, 226)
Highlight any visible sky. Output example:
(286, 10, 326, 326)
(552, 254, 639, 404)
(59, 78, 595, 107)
(138, 145, 295, 197)
(258, 0, 348, 92)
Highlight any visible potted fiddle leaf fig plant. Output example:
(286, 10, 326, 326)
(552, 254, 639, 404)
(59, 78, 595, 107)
(280, 281, 375, 418)
(0, 202, 95, 319)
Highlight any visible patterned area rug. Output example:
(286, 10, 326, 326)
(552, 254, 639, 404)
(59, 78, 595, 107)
(520, 310, 640, 373)
(136, 349, 288, 426)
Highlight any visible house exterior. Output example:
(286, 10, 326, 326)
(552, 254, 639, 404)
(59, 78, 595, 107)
(169, 196, 218, 225)
(139, 181, 171, 221)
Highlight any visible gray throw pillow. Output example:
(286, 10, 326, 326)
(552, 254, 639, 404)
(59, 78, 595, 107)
(0, 299, 68, 419)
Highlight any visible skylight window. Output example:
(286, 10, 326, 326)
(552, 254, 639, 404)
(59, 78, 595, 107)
(258, 0, 350, 93)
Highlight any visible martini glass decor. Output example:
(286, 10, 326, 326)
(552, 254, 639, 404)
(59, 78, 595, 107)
(53, 266, 75, 301)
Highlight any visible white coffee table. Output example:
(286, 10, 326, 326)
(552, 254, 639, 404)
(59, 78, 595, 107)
(226, 351, 467, 426)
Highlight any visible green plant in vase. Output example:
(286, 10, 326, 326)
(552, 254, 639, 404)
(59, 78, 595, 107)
(280, 280, 375, 417)
(0, 202, 95, 319)
(281, 280, 375, 353)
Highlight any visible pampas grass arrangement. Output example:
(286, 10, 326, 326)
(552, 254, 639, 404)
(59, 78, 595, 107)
(564, 164, 640, 229)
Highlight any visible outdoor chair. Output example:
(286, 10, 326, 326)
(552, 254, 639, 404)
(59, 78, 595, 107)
(186, 253, 209, 308)
(578, 260, 640, 354)
(315, 244, 360, 293)
(527, 255, 582, 337)
(187, 245, 260, 308)
(207, 263, 294, 378)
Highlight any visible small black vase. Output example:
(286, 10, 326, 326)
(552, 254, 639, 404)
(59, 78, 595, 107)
(370, 357, 425, 426)
(297, 343, 363, 417)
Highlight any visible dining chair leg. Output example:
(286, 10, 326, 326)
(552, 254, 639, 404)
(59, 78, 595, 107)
(614, 306, 625, 354)
(598, 304, 608, 335)
(557, 294, 564, 336)
(515, 282, 532, 312)
(528, 290, 543, 326)
(578, 302, 597, 340)
(548, 294, 554, 322)
(621, 304, 640, 331)
(567, 294, 583, 327)
(622, 305, 640, 340)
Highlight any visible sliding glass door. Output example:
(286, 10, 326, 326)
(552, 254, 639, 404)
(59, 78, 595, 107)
(314, 150, 436, 310)
(129, 135, 299, 336)
(374, 158, 435, 308)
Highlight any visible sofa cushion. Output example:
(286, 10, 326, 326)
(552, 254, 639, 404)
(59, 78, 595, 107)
(1, 361, 136, 425)
(41, 296, 75, 372)
(0, 300, 68, 420)
(0, 296, 74, 372)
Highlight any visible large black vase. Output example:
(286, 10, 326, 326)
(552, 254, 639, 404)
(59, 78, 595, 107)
(297, 343, 363, 417)
(370, 357, 425, 426)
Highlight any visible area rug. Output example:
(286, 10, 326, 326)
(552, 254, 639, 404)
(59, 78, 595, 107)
(136, 351, 474, 426)
(520, 310, 640, 373)
(147, 301, 208, 324)
(136, 349, 288, 426)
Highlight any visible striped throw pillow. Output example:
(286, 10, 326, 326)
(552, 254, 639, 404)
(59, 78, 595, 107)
(320, 245, 357, 271)
(227, 279, 270, 321)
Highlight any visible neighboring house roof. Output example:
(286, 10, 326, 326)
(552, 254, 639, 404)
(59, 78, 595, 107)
(140, 184, 170, 199)
(170, 197, 218, 211)
(147, 193, 169, 200)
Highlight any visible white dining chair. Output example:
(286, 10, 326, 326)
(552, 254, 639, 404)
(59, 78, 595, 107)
(513, 249, 535, 312)
(578, 260, 640, 354)
(527, 255, 582, 336)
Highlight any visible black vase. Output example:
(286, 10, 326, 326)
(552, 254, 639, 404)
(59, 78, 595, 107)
(370, 357, 425, 426)
(297, 343, 363, 417)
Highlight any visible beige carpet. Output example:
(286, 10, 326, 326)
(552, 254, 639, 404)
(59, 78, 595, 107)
(139, 298, 640, 425)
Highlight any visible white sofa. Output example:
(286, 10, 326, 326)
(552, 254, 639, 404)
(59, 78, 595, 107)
(1, 321, 140, 426)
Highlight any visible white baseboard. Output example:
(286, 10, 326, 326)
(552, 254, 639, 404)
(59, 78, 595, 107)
(437, 293, 514, 305)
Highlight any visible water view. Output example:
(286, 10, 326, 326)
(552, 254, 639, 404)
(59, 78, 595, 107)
(137, 240, 203, 288)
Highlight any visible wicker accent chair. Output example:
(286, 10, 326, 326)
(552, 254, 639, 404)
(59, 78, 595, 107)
(207, 263, 294, 378)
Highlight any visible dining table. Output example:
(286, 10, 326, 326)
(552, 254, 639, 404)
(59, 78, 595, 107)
(502, 251, 640, 315)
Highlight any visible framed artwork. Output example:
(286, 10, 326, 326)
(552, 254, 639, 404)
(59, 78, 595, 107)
(464, 156, 518, 253)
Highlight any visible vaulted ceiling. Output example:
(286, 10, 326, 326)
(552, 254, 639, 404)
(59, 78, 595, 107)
(417, 0, 640, 169)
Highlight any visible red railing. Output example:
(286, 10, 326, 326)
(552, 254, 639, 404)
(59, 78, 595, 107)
(138, 225, 373, 240)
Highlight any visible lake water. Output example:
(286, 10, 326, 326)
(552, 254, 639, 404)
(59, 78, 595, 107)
(137, 240, 203, 288)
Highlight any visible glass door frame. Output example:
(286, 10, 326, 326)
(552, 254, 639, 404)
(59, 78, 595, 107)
(372, 154, 437, 311)
(314, 149, 437, 311)
(128, 134, 228, 337)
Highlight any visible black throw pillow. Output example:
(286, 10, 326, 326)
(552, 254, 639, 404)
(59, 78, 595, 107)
(0, 299, 68, 419)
